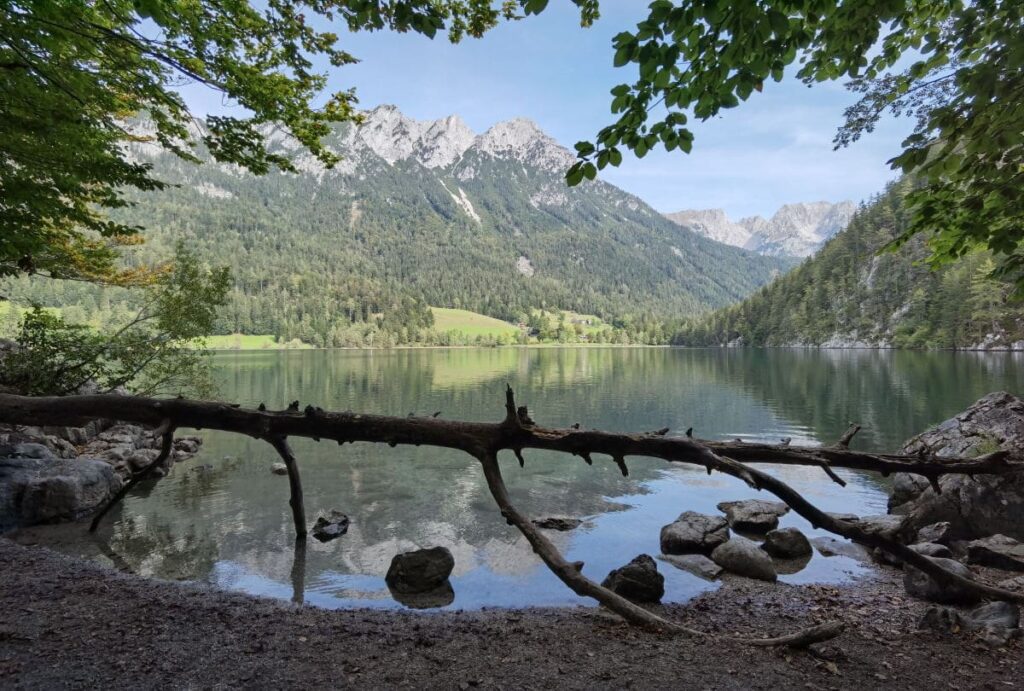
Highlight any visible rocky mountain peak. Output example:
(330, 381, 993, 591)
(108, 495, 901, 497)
(476, 118, 575, 171)
(665, 200, 855, 258)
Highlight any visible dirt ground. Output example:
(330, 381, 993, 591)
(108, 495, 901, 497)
(0, 538, 1020, 690)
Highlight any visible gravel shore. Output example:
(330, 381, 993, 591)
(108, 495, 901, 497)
(0, 538, 1019, 689)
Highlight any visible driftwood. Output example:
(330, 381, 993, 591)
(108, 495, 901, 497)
(2, 388, 1022, 646)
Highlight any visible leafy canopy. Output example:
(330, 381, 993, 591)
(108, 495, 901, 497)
(0, 0, 596, 284)
(567, 0, 1023, 290)
(0, 245, 230, 397)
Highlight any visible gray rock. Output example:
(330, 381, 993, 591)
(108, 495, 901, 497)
(811, 536, 871, 563)
(13, 443, 54, 460)
(919, 601, 1020, 647)
(916, 521, 955, 546)
(601, 554, 665, 602)
(716, 499, 789, 533)
(659, 553, 723, 580)
(311, 510, 350, 542)
(910, 542, 954, 559)
(711, 537, 777, 582)
(270, 463, 288, 476)
(386, 547, 455, 594)
(891, 392, 1024, 541)
(826, 512, 861, 523)
(660, 511, 729, 555)
(858, 514, 910, 541)
(0, 457, 121, 530)
(967, 534, 1024, 571)
(761, 527, 812, 559)
(532, 516, 582, 531)
(903, 556, 981, 604)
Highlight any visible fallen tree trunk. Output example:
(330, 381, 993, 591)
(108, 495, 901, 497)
(2, 389, 1022, 644)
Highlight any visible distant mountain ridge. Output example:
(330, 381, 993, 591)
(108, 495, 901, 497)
(673, 181, 1024, 350)
(8, 105, 792, 347)
(665, 201, 856, 257)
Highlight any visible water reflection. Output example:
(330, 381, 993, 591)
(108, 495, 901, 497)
(35, 348, 1024, 610)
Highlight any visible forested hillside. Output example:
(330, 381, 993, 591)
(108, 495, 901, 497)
(2, 107, 789, 347)
(675, 180, 1024, 350)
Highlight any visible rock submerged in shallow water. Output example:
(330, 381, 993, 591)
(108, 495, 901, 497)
(716, 499, 789, 533)
(0, 457, 121, 530)
(967, 534, 1024, 572)
(311, 510, 350, 542)
(811, 536, 871, 562)
(761, 527, 811, 559)
(891, 392, 1024, 541)
(659, 511, 729, 555)
(270, 463, 288, 476)
(601, 554, 664, 603)
(531, 516, 582, 531)
(385, 546, 455, 594)
(659, 553, 722, 580)
(903, 556, 981, 605)
(711, 537, 777, 582)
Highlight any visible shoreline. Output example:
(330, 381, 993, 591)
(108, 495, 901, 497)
(0, 538, 1019, 689)
(203, 342, 1024, 353)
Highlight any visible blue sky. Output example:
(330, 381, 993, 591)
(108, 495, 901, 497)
(183, 4, 910, 219)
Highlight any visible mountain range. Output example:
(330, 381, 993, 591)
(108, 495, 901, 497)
(674, 180, 1024, 349)
(6, 106, 796, 347)
(664, 201, 856, 257)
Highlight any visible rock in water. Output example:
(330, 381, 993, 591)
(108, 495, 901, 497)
(761, 527, 812, 558)
(531, 516, 582, 531)
(311, 510, 350, 542)
(659, 554, 723, 580)
(716, 499, 789, 533)
(386, 547, 455, 594)
(659, 511, 729, 555)
(270, 463, 288, 476)
(967, 534, 1024, 571)
(811, 536, 871, 562)
(0, 457, 121, 530)
(601, 554, 665, 603)
(891, 392, 1024, 541)
(711, 537, 778, 582)
(903, 556, 981, 605)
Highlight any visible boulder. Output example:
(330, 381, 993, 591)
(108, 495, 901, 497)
(966, 534, 1024, 571)
(910, 542, 954, 560)
(311, 510, 350, 542)
(826, 512, 860, 523)
(660, 511, 729, 555)
(916, 521, 955, 546)
(0, 457, 121, 530)
(711, 537, 777, 582)
(385, 547, 455, 594)
(890, 392, 1024, 541)
(601, 554, 665, 603)
(903, 557, 981, 605)
(919, 601, 1020, 647)
(761, 527, 812, 559)
(811, 536, 871, 563)
(858, 514, 911, 542)
(531, 516, 582, 531)
(716, 499, 789, 533)
(659, 553, 723, 580)
(270, 463, 288, 476)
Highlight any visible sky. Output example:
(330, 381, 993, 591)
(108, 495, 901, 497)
(182, 4, 911, 220)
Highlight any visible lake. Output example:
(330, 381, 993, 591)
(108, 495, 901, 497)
(43, 347, 1024, 610)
